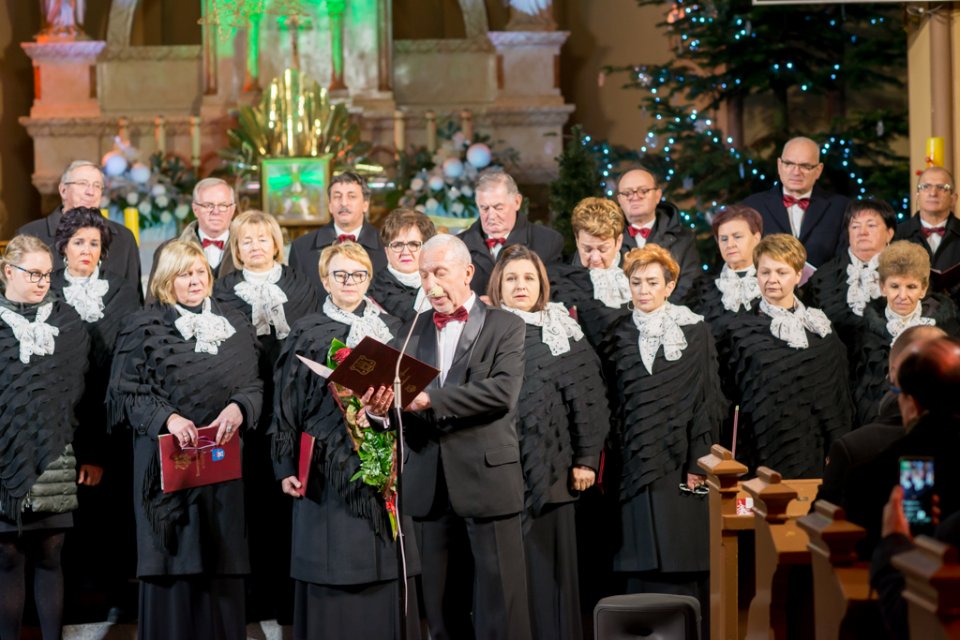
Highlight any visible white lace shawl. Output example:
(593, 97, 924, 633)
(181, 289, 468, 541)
(322, 296, 395, 348)
(234, 263, 291, 339)
(846, 250, 882, 317)
(631, 302, 702, 374)
(174, 297, 237, 354)
(0, 301, 59, 364)
(504, 302, 584, 356)
(759, 298, 832, 349)
(715, 265, 761, 312)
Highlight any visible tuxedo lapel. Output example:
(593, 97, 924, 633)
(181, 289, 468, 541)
(312, 224, 338, 249)
(798, 188, 829, 243)
(763, 187, 793, 235)
(416, 319, 440, 390)
(445, 302, 487, 386)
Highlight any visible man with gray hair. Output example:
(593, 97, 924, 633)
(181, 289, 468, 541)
(742, 136, 849, 267)
(460, 168, 564, 295)
(387, 233, 533, 638)
(145, 177, 238, 302)
(18, 160, 142, 296)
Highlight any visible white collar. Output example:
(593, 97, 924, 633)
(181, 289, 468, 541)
(235, 264, 290, 338)
(631, 302, 702, 374)
(334, 223, 362, 238)
(241, 263, 280, 284)
(759, 298, 832, 349)
(845, 249, 882, 317)
(388, 265, 421, 288)
(716, 265, 760, 312)
(63, 266, 109, 323)
(0, 301, 59, 363)
(322, 296, 395, 347)
(198, 229, 229, 242)
(885, 302, 935, 344)
(503, 302, 583, 355)
(589, 256, 632, 309)
(174, 297, 236, 354)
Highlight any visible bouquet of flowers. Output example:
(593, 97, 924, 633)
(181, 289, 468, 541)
(391, 122, 520, 230)
(102, 139, 197, 229)
(326, 338, 399, 539)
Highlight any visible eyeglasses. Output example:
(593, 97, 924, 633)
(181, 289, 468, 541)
(9, 264, 53, 283)
(388, 241, 423, 253)
(918, 183, 953, 194)
(194, 202, 236, 214)
(617, 187, 657, 199)
(779, 159, 821, 172)
(330, 270, 369, 285)
(63, 180, 104, 192)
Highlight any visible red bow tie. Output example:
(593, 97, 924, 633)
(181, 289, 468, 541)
(485, 237, 507, 250)
(922, 226, 946, 238)
(433, 306, 469, 330)
(337, 234, 357, 243)
(627, 225, 652, 239)
(201, 238, 225, 250)
(782, 195, 811, 211)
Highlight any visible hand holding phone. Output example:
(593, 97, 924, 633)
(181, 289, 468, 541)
(899, 456, 935, 535)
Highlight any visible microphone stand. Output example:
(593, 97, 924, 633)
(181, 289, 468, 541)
(390, 292, 433, 640)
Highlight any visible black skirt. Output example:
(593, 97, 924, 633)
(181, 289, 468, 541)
(138, 575, 246, 640)
(523, 502, 582, 640)
(293, 577, 422, 640)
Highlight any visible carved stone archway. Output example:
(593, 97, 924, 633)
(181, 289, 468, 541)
(457, 0, 489, 38)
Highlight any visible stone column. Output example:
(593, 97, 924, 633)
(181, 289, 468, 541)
(328, 0, 348, 92)
(21, 40, 106, 118)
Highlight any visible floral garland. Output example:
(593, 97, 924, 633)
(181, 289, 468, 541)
(102, 140, 197, 229)
(326, 338, 398, 539)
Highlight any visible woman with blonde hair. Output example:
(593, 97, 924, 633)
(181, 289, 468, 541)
(271, 241, 421, 639)
(727, 234, 852, 478)
(852, 240, 959, 425)
(487, 244, 608, 640)
(0, 235, 90, 639)
(108, 240, 262, 639)
(600, 243, 723, 627)
(550, 197, 632, 347)
(213, 209, 318, 622)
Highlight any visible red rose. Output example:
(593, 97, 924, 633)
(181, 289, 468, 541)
(332, 347, 352, 365)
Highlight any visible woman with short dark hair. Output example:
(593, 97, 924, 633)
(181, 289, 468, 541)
(368, 208, 437, 322)
(487, 244, 608, 640)
(108, 240, 262, 639)
(727, 234, 852, 477)
(600, 244, 723, 619)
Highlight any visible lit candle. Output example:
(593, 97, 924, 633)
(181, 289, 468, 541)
(190, 116, 201, 170)
(425, 111, 437, 153)
(154, 115, 166, 155)
(927, 137, 945, 167)
(460, 109, 473, 143)
(393, 110, 406, 154)
(123, 207, 140, 246)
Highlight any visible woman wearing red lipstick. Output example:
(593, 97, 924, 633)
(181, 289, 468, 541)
(0, 235, 89, 640)
(600, 245, 723, 627)
(487, 244, 608, 640)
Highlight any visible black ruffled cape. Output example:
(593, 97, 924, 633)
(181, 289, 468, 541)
(727, 306, 853, 479)
(853, 295, 960, 426)
(516, 323, 609, 516)
(0, 296, 89, 524)
(368, 269, 419, 323)
(106, 302, 262, 575)
(802, 253, 872, 356)
(548, 263, 631, 350)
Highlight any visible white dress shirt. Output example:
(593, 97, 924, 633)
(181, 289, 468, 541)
(437, 293, 477, 386)
(630, 220, 657, 247)
(921, 218, 947, 254)
(198, 230, 229, 269)
(334, 223, 362, 240)
(786, 190, 812, 238)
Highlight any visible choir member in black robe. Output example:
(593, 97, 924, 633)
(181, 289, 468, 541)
(486, 244, 609, 640)
(107, 241, 262, 640)
(852, 241, 960, 426)
(213, 210, 318, 623)
(600, 244, 724, 623)
(803, 199, 896, 355)
(688, 205, 763, 416)
(0, 235, 90, 640)
(367, 207, 436, 322)
(270, 241, 421, 640)
(51, 208, 141, 616)
(550, 197, 632, 349)
(728, 234, 852, 478)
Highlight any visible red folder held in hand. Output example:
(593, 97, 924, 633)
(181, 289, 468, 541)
(296, 432, 315, 497)
(158, 425, 242, 494)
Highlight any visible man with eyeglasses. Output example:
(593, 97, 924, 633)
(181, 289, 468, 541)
(742, 136, 849, 268)
(17, 160, 142, 299)
(459, 168, 563, 296)
(894, 166, 960, 281)
(288, 172, 387, 292)
(613, 167, 701, 301)
(145, 177, 238, 303)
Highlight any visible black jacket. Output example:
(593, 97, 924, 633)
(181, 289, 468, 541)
(145, 221, 239, 305)
(288, 222, 386, 292)
(460, 213, 564, 296)
(397, 301, 527, 519)
(618, 202, 702, 302)
(894, 214, 960, 302)
(18, 206, 143, 302)
(742, 184, 849, 267)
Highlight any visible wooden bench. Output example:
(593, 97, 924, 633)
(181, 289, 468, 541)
(892, 536, 960, 638)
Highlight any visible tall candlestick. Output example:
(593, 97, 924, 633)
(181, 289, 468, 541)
(190, 116, 201, 170)
(460, 109, 473, 143)
(123, 207, 140, 246)
(425, 111, 437, 153)
(927, 137, 945, 167)
(154, 115, 166, 155)
(117, 116, 129, 144)
(393, 110, 406, 155)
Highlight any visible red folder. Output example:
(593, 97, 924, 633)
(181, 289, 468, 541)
(296, 432, 315, 497)
(158, 425, 242, 494)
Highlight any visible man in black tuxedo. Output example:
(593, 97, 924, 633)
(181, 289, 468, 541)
(614, 167, 701, 301)
(145, 177, 238, 303)
(459, 168, 563, 296)
(288, 172, 386, 290)
(396, 234, 532, 639)
(742, 136, 849, 267)
(894, 167, 960, 293)
(18, 160, 142, 297)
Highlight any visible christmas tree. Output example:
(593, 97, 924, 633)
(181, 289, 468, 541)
(549, 125, 606, 254)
